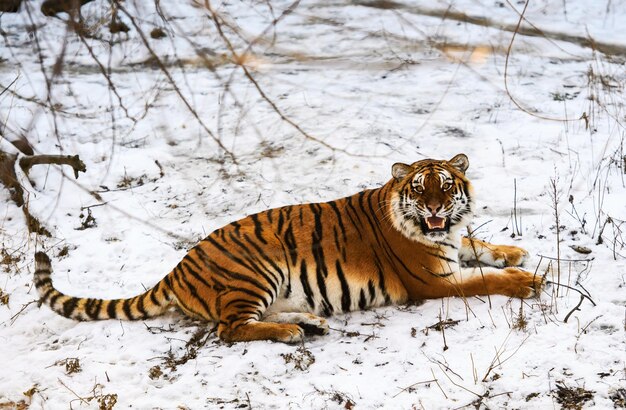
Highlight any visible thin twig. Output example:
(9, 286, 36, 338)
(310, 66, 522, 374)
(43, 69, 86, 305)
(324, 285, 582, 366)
(204, 1, 374, 158)
(503, 0, 585, 123)
(393, 379, 437, 398)
(113, 1, 235, 160)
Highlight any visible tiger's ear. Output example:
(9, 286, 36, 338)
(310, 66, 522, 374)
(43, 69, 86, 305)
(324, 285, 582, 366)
(392, 163, 411, 181)
(448, 153, 469, 174)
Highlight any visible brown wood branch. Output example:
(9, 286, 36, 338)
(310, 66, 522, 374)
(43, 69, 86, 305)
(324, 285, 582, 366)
(357, 0, 626, 56)
(0, 150, 24, 206)
(19, 154, 86, 178)
(0, 150, 86, 236)
(0, 0, 22, 12)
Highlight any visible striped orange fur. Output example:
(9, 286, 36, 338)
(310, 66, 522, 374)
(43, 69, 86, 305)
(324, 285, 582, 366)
(34, 154, 542, 343)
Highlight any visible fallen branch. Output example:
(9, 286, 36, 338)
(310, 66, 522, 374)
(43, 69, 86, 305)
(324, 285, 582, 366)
(357, 0, 626, 56)
(0, 147, 86, 235)
(20, 154, 86, 178)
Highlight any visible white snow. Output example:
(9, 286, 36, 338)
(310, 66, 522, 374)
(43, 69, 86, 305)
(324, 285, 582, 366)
(1, 0, 625, 408)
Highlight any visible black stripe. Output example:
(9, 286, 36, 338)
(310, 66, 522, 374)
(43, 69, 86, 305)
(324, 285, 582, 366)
(365, 190, 428, 285)
(49, 293, 63, 311)
(250, 214, 268, 244)
(63, 297, 79, 318)
(284, 206, 293, 220)
(172, 265, 186, 287)
(178, 275, 210, 317)
(310, 203, 333, 316)
(344, 195, 361, 219)
(426, 270, 454, 278)
(207, 234, 262, 280)
(299, 261, 315, 309)
(266, 209, 274, 224)
(182, 259, 213, 290)
(242, 233, 285, 283)
(310, 203, 327, 278)
(149, 288, 160, 306)
(328, 200, 347, 260)
(371, 253, 388, 301)
(241, 254, 279, 298)
(197, 247, 273, 299)
(107, 300, 119, 319)
(335, 261, 351, 312)
(277, 209, 285, 233)
(34, 277, 52, 288)
(359, 289, 367, 310)
(163, 274, 173, 292)
(85, 298, 99, 319)
(227, 233, 279, 296)
(203, 236, 267, 283)
(441, 241, 458, 249)
(230, 221, 241, 237)
(225, 310, 261, 321)
(327, 201, 347, 241)
(285, 279, 291, 298)
(283, 224, 298, 265)
(93, 298, 104, 319)
(160, 278, 173, 303)
(212, 278, 226, 292)
(184, 253, 204, 271)
(136, 295, 147, 318)
(357, 190, 384, 243)
(169, 285, 198, 319)
(317, 278, 332, 316)
(274, 233, 293, 298)
(228, 287, 270, 308)
(122, 299, 134, 319)
(225, 313, 247, 324)
(224, 299, 261, 310)
(426, 251, 458, 264)
(368, 279, 376, 303)
(41, 287, 55, 302)
(344, 196, 364, 239)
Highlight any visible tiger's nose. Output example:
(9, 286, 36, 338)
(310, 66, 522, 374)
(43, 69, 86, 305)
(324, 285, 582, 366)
(426, 203, 442, 215)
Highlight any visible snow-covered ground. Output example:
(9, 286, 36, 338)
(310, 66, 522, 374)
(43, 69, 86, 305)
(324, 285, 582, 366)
(1, 0, 625, 408)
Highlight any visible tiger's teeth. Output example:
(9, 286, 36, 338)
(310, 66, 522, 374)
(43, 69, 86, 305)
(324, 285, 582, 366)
(426, 216, 446, 229)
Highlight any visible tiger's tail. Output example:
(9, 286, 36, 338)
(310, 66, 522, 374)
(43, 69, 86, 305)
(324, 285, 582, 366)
(34, 252, 175, 321)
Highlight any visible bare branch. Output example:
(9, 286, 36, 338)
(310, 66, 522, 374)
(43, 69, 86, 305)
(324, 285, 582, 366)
(19, 154, 86, 178)
(113, 0, 236, 160)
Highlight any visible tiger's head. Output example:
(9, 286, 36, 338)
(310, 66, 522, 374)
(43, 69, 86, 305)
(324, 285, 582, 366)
(389, 154, 474, 245)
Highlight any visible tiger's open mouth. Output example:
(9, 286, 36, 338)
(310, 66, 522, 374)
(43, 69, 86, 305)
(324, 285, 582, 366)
(420, 216, 451, 233)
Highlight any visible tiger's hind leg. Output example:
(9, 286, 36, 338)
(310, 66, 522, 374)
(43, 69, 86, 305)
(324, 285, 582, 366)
(263, 312, 329, 336)
(460, 237, 529, 267)
(216, 291, 306, 343)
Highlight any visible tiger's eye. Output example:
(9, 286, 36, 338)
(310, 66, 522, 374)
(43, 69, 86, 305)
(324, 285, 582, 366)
(414, 185, 424, 194)
(442, 182, 452, 191)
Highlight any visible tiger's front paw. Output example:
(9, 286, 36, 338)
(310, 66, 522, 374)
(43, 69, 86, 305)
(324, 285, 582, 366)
(297, 314, 329, 336)
(493, 245, 529, 267)
(503, 267, 543, 298)
(282, 325, 306, 344)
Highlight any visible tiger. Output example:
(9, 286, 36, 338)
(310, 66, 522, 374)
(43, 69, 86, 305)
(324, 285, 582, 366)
(34, 153, 542, 343)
